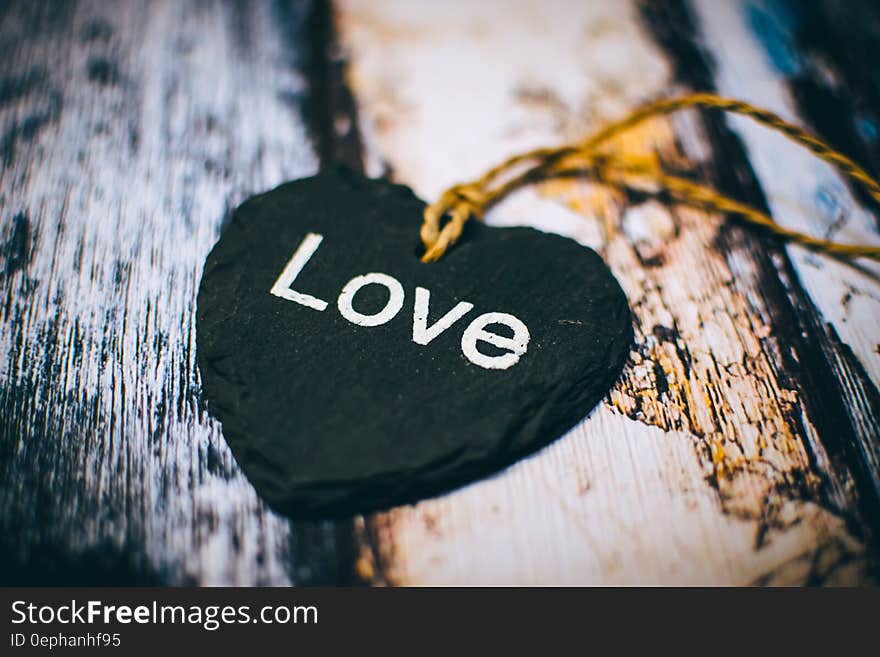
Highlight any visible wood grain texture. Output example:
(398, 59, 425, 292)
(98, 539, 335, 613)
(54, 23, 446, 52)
(688, 0, 880, 527)
(0, 0, 360, 585)
(337, 0, 880, 584)
(3, 0, 878, 586)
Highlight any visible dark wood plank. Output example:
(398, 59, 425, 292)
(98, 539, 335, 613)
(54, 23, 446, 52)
(642, 0, 880, 564)
(0, 0, 359, 585)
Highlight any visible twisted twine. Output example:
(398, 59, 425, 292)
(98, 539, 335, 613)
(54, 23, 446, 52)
(419, 93, 880, 263)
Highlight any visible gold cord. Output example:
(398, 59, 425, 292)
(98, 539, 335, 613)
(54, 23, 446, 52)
(419, 92, 880, 263)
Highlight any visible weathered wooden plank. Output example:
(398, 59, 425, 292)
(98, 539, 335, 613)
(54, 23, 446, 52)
(4, 0, 877, 587)
(336, 0, 878, 584)
(688, 0, 880, 527)
(0, 0, 358, 585)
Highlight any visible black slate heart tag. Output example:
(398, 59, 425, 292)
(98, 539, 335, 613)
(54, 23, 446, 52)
(196, 167, 632, 518)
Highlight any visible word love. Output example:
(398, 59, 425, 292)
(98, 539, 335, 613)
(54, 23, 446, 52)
(269, 233, 530, 370)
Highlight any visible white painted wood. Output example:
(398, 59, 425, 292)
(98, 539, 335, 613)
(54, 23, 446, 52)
(693, 0, 880, 390)
(337, 0, 873, 585)
(0, 0, 323, 584)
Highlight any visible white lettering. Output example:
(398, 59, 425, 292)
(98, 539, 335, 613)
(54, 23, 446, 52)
(337, 273, 405, 327)
(269, 233, 329, 311)
(461, 312, 530, 370)
(270, 234, 531, 370)
(412, 287, 473, 345)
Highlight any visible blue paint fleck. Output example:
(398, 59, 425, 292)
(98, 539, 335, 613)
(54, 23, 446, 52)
(814, 183, 845, 220)
(856, 116, 878, 142)
(744, 0, 801, 77)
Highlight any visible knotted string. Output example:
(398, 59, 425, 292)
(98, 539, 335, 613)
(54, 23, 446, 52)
(419, 93, 880, 263)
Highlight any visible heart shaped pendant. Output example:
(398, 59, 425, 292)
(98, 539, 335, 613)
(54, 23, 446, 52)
(196, 167, 632, 518)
